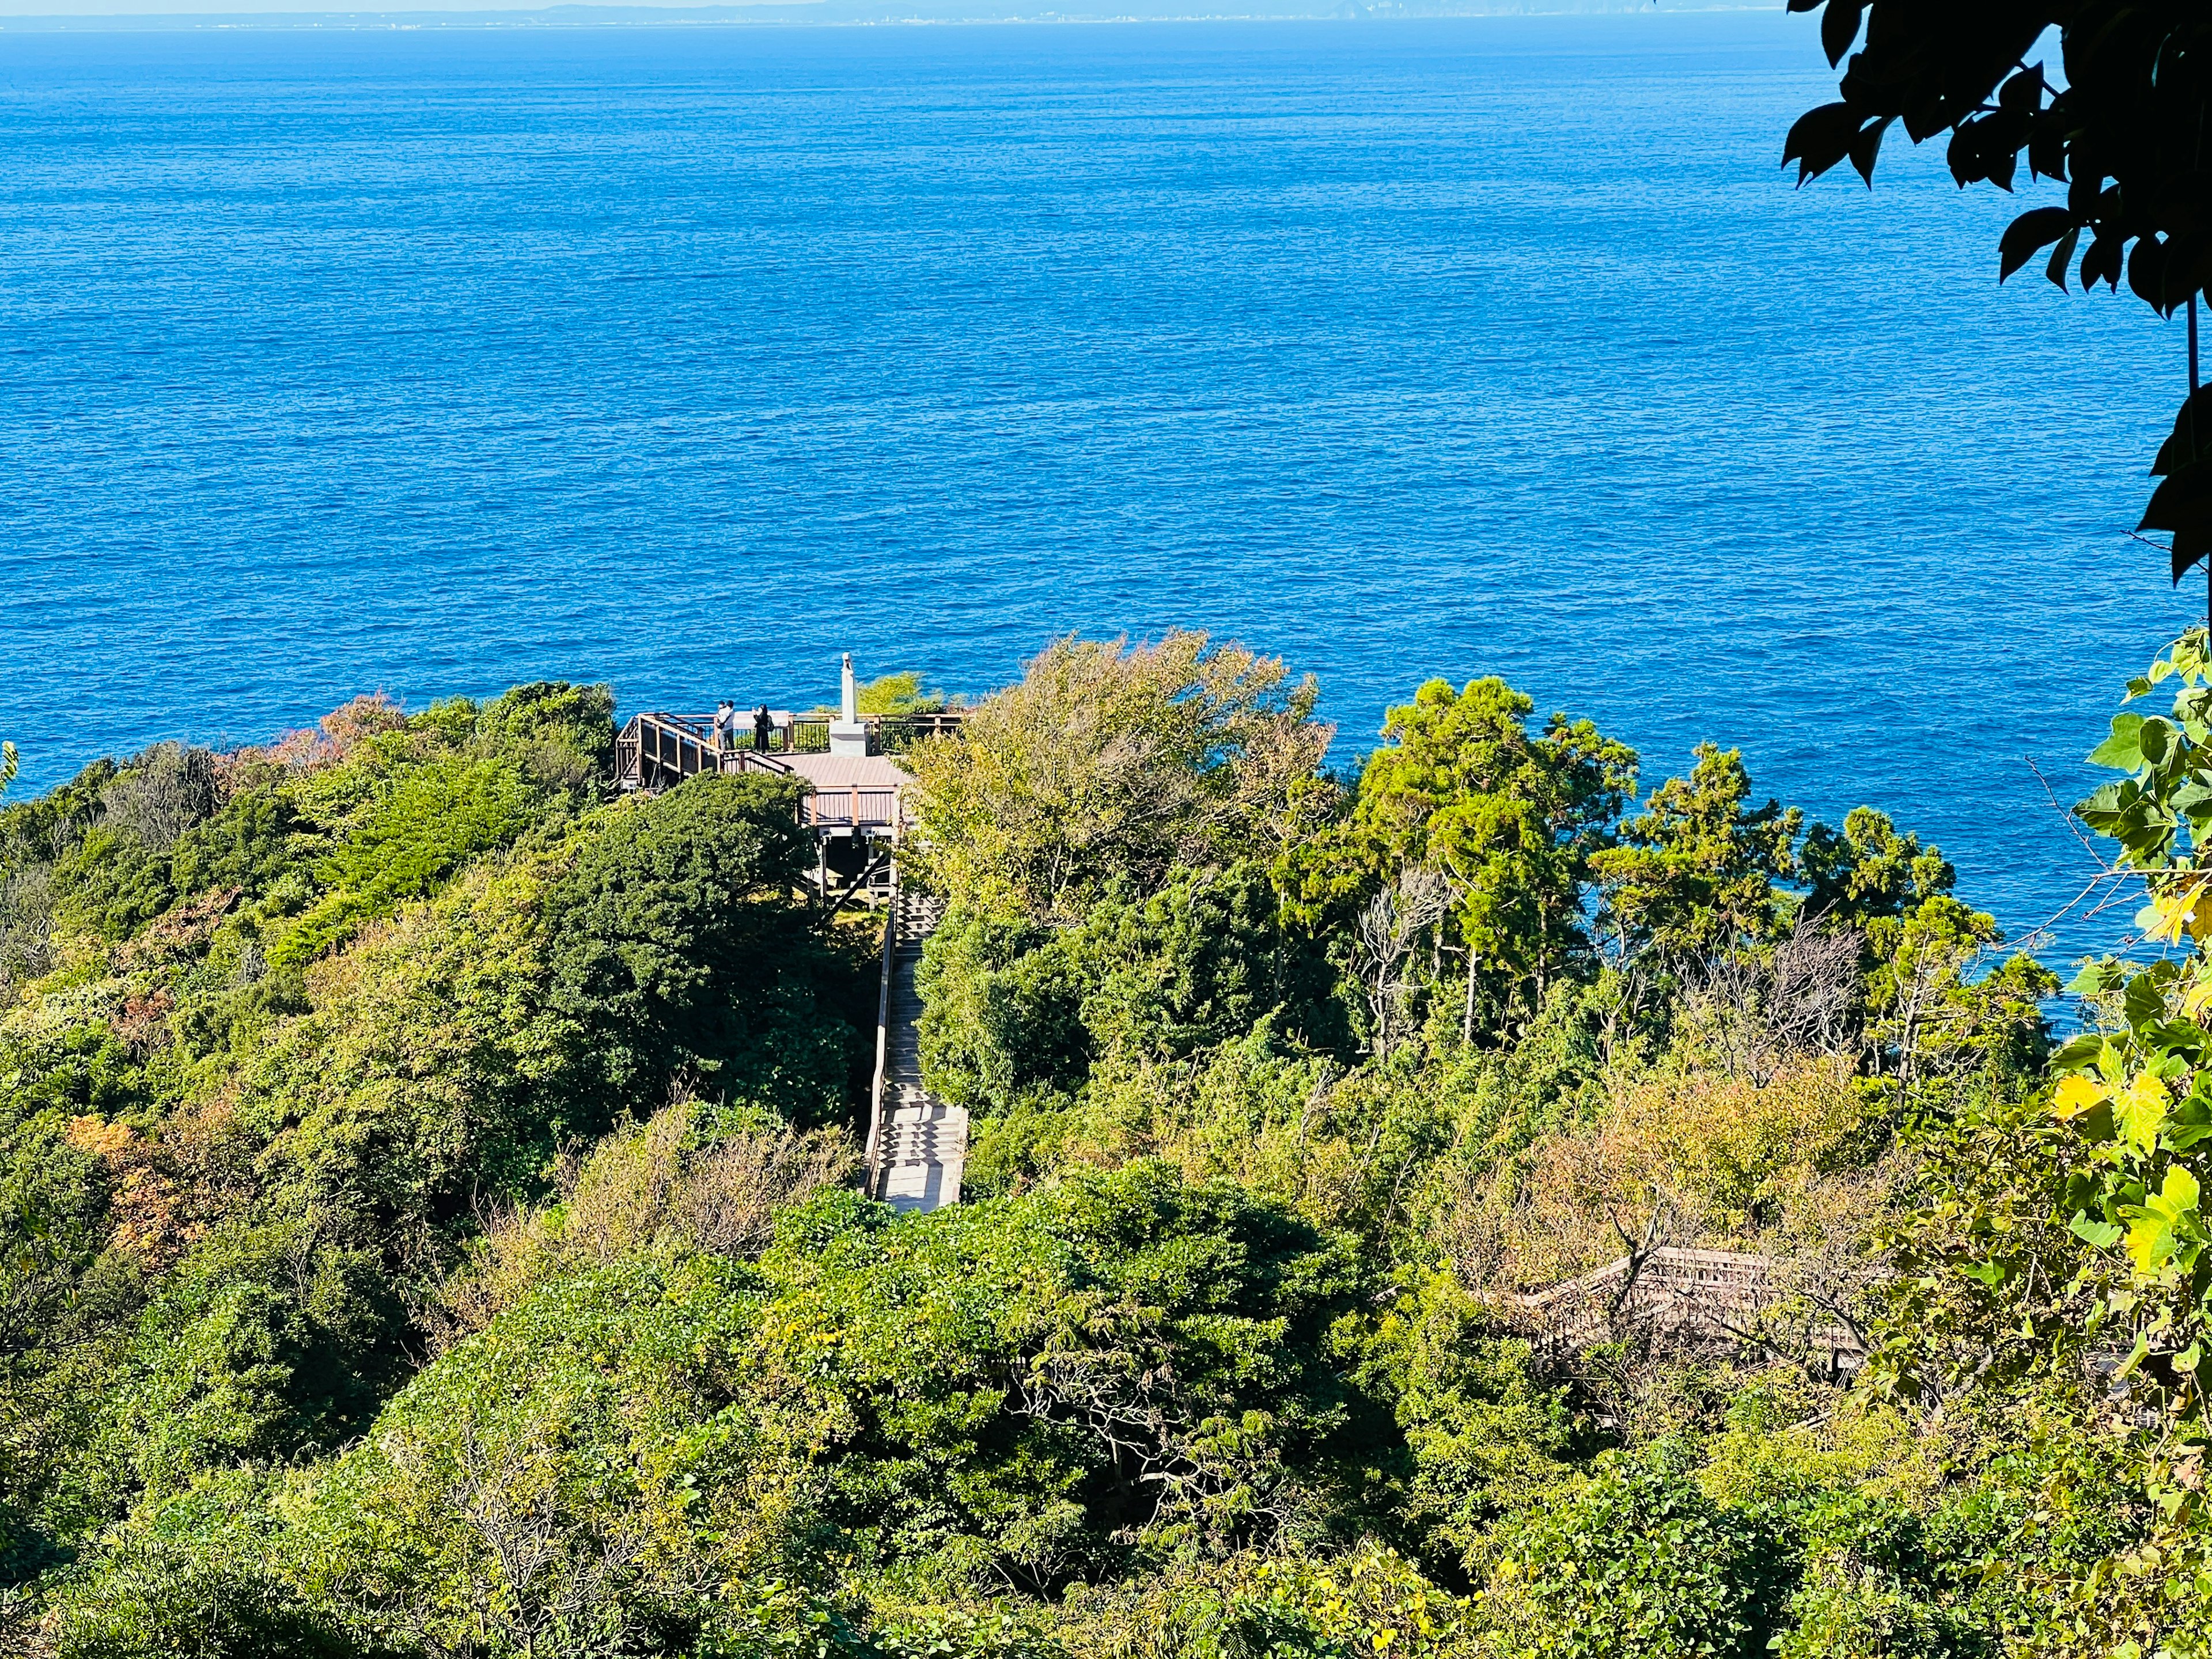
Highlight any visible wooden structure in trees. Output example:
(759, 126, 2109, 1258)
(1515, 1246, 1866, 1376)
(613, 694, 963, 903)
(612, 670, 976, 1213)
(613, 709, 961, 800)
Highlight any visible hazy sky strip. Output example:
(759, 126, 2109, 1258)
(3, 0, 1745, 21)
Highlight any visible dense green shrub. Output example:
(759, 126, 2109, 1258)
(52, 825, 176, 941)
(169, 784, 302, 900)
(918, 863, 1350, 1122)
(471, 679, 616, 797)
(740, 1162, 1374, 1585)
(272, 755, 541, 967)
(1484, 1441, 1786, 1659)
(46, 1469, 362, 1659)
(541, 772, 863, 1124)
(0, 757, 115, 872)
(1349, 1266, 1577, 1574)
(117, 1221, 396, 1502)
(915, 908, 1089, 1112)
(1070, 862, 1351, 1064)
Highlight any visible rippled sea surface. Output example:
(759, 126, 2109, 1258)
(1, 12, 2195, 958)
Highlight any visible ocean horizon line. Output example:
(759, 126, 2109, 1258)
(0, 1, 1770, 33)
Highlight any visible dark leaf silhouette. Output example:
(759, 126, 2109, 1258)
(1821, 0, 1865, 68)
(2172, 524, 2212, 584)
(2129, 234, 2172, 311)
(2138, 458, 2212, 536)
(1789, 0, 2212, 581)
(2044, 225, 2081, 290)
(1783, 102, 1863, 184)
(2082, 233, 2125, 292)
(1849, 115, 1892, 187)
(2152, 388, 2212, 478)
(1998, 208, 2075, 282)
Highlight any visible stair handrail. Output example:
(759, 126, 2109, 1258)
(862, 889, 897, 1200)
(726, 748, 796, 777)
(631, 710, 717, 744)
(622, 712, 812, 792)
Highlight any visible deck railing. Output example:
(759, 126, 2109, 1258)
(615, 712, 718, 793)
(614, 713, 802, 793)
(802, 787, 903, 831)
(1514, 1246, 1865, 1367)
(872, 711, 964, 753)
(616, 709, 962, 785)
(781, 711, 964, 756)
(614, 711, 937, 849)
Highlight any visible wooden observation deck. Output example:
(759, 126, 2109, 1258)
(615, 710, 963, 835)
(614, 707, 962, 902)
(613, 709, 961, 799)
(614, 687, 975, 1213)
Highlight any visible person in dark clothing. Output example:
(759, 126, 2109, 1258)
(753, 704, 773, 752)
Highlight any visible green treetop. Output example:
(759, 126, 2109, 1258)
(1352, 677, 1637, 1037)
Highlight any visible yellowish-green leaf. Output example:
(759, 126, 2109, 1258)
(2054, 1074, 2108, 1120)
(2118, 1074, 2173, 1153)
(2123, 1165, 2202, 1279)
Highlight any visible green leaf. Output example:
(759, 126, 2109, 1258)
(2064, 964, 2120, 998)
(2171, 781, 2212, 824)
(2123, 971, 2169, 1029)
(2071, 1210, 2124, 1249)
(2075, 782, 2126, 834)
(2051, 1029, 2106, 1063)
(2088, 714, 2146, 770)
(2164, 1161, 2201, 1213)
(2116, 1078, 2171, 1152)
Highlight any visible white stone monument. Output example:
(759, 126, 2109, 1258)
(828, 653, 869, 756)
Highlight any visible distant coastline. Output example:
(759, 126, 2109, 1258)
(1, 1, 1764, 32)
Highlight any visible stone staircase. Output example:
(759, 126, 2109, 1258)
(867, 889, 967, 1214)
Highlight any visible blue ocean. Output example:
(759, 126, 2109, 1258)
(0, 10, 2193, 959)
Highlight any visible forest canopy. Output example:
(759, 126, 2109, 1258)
(9, 627, 2171, 1659)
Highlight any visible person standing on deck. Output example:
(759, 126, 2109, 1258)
(714, 700, 737, 752)
(753, 704, 772, 752)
